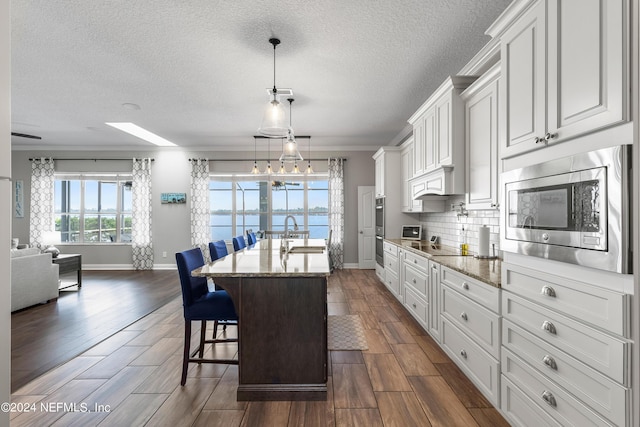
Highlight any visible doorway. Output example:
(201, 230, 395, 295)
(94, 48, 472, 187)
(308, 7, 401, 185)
(358, 186, 376, 269)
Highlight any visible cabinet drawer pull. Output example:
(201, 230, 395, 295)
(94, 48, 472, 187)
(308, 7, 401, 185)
(414, 259, 418, 264)
(460, 349, 467, 359)
(412, 303, 417, 309)
(541, 390, 557, 407)
(461, 282, 469, 290)
(412, 279, 417, 284)
(541, 320, 557, 335)
(460, 312, 468, 321)
(542, 355, 558, 370)
(541, 286, 556, 297)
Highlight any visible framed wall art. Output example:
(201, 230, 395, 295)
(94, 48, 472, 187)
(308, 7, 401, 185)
(161, 192, 186, 204)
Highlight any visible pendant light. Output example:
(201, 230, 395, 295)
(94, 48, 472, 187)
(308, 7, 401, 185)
(278, 138, 287, 173)
(250, 136, 260, 174)
(263, 136, 273, 174)
(258, 38, 288, 137)
(305, 137, 314, 174)
(279, 98, 303, 163)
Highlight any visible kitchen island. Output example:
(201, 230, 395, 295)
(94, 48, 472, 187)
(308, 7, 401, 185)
(192, 239, 330, 401)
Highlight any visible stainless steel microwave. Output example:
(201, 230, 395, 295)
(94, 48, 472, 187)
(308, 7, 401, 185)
(501, 145, 631, 274)
(401, 225, 422, 241)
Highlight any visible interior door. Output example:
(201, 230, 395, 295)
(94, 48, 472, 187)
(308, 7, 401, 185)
(358, 186, 376, 269)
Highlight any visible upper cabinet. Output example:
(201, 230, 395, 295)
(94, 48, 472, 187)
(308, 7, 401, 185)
(373, 146, 401, 199)
(400, 137, 446, 213)
(493, 0, 629, 159)
(461, 63, 500, 210)
(408, 76, 476, 195)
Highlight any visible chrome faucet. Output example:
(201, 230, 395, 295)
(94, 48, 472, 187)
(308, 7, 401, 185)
(283, 214, 299, 238)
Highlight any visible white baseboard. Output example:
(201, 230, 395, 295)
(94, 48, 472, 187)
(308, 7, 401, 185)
(84, 264, 177, 270)
(342, 263, 360, 269)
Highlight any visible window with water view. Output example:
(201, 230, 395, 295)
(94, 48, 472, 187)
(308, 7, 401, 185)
(209, 178, 329, 241)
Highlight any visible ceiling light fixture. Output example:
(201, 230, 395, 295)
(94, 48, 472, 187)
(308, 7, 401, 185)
(251, 136, 260, 174)
(264, 136, 273, 174)
(258, 38, 288, 137)
(279, 98, 303, 163)
(105, 122, 177, 146)
(278, 138, 287, 173)
(305, 137, 314, 174)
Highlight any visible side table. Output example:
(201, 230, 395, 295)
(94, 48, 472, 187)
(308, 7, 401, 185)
(53, 254, 82, 289)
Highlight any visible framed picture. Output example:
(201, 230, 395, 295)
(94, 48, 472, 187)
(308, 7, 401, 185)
(14, 180, 24, 217)
(161, 192, 186, 204)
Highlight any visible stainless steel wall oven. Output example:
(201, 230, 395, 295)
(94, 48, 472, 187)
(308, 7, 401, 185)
(501, 145, 632, 274)
(375, 197, 384, 266)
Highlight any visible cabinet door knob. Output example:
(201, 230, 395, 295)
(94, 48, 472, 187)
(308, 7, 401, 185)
(412, 303, 417, 309)
(541, 286, 556, 297)
(461, 282, 469, 290)
(541, 320, 557, 335)
(359, 230, 363, 234)
(414, 259, 418, 264)
(545, 132, 557, 141)
(541, 390, 557, 407)
(460, 312, 468, 321)
(460, 349, 467, 359)
(542, 355, 558, 370)
(412, 279, 417, 284)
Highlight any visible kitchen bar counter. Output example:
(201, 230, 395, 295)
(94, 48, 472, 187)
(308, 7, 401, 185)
(195, 238, 330, 278)
(193, 239, 330, 401)
(386, 239, 501, 287)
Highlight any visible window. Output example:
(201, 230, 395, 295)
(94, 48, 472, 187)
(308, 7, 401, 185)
(209, 177, 329, 240)
(54, 175, 132, 243)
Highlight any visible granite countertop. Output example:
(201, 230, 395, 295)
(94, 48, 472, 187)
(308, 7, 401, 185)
(193, 239, 331, 278)
(386, 239, 502, 288)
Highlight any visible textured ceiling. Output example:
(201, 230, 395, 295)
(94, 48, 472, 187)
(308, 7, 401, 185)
(11, 0, 512, 152)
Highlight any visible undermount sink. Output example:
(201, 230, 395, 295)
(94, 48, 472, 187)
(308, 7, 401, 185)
(287, 246, 325, 254)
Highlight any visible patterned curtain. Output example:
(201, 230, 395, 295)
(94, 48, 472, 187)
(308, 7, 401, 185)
(132, 158, 154, 270)
(29, 158, 55, 248)
(190, 159, 210, 260)
(328, 158, 345, 269)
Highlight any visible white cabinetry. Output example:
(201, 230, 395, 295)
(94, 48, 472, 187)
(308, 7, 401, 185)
(373, 146, 401, 199)
(402, 249, 429, 329)
(501, 262, 632, 426)
(491, 0, 629, 159)
(373, 146, 413, 238)
(408, 76, 476, 195)
(400, 137, 423, 213)
(440, 266, 501, 405)
(461, 63, 500, 210)
(382, 241, 401, 302)
(402, 138, 446, 213)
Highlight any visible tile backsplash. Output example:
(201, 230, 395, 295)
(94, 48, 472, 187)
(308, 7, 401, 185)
(418, 196, 501, 256)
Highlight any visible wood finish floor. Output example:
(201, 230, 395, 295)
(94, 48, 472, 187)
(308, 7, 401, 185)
(10, 269, 509, 426)
(11, 270, 181, 392)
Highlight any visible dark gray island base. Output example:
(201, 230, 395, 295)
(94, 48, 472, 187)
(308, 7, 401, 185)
(194, 239, 330, 401)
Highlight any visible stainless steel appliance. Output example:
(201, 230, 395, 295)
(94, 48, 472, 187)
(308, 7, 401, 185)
(375, 197, 384, 266)
(501, 145, 632, 274)
(401, 225, 422, 241)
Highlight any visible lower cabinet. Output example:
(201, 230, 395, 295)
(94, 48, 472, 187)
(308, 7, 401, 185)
(441, 318, 500, 405)
(440, 267, 501, 405)
(375, 244, 633, 425)
(383, 242, 402, 302)
(501, 261, 632, 427)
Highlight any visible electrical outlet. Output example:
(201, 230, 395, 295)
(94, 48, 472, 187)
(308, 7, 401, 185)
(450, 204, 456, 211)
(162, 251, 167, 258)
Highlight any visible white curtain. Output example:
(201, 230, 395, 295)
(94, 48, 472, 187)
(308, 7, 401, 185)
(132, 158, 154, 270)
(190, 159, 210, 260)
(328, 158, 345, 269)
(29, 158, 55, 248)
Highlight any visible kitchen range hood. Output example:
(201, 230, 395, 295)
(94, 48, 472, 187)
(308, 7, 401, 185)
(410, 167, 461, 199)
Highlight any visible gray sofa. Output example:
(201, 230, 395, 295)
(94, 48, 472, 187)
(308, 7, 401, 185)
(11, 248, 60, 312)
